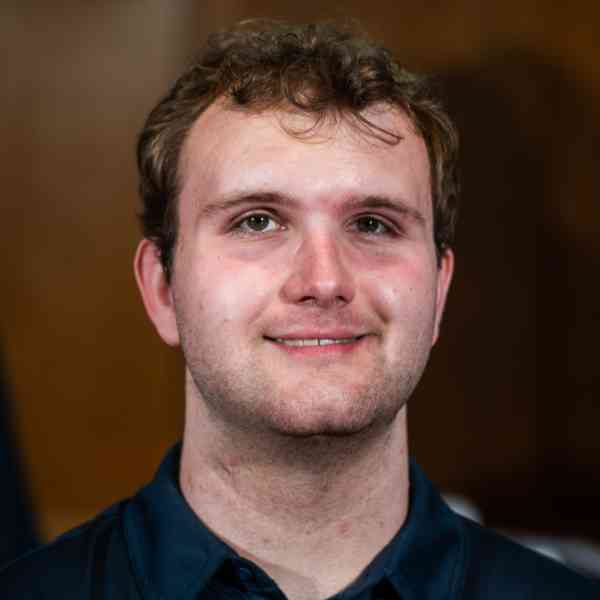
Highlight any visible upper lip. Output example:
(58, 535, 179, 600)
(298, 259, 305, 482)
(265, 331, 368, 340)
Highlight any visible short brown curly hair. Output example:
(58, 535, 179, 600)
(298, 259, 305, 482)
(137, 20, 459, 280)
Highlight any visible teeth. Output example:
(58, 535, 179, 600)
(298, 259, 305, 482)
(318, 338, 355, 346)
(275, 337, 359, 347)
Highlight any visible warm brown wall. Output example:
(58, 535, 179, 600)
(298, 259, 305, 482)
(2, 2, 599, 540)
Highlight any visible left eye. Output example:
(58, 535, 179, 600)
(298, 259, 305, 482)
(352, 216, 393, 235)
(235, 213, 280, 233)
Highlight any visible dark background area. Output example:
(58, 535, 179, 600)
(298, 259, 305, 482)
(1, 2, 599, 543)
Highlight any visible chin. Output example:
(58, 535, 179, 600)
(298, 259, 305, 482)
(264, 401, 399, 440)
(270, 422, 370, 439)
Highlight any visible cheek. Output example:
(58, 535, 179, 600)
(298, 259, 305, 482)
(365, 259, 438, 324)
(189, 257, 274, 329)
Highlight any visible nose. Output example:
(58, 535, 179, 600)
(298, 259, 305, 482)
(280, 232, 356, 308)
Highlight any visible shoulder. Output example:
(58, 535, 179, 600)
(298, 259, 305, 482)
(459, 516, 600, 599)
(0, 500, 138, 600)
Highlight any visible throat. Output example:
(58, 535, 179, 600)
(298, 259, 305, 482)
(180, 414, 410, 542)
(179, 399, 410, 600)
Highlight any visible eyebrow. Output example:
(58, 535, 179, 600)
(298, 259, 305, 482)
(197, 192, 294, 222)
(346, 195, 426, 226)
(197, 191, 426, 226)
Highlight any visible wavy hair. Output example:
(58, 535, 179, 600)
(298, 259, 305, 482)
(137, 20, 459, 280)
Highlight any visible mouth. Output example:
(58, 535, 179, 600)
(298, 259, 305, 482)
(265, 336, 366, 347)
(263, 335, 370, 356)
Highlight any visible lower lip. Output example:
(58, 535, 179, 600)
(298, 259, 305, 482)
(265, 336, 370, 356)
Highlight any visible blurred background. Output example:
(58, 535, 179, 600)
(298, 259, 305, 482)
(1, 0, 599, 571)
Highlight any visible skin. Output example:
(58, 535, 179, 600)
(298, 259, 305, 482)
(134, 101, 453, 600)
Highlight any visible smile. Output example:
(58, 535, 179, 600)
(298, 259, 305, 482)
(264, 335, 370, 356)
(272, 337, 364, 347)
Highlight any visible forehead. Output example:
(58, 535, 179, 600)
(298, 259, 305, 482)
(178, 101, 432, 220)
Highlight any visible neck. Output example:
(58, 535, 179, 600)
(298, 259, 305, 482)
(180, 397, 410, 600)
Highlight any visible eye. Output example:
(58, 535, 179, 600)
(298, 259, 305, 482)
(233, 213, 281, 234)
(352, 215, 396, 236)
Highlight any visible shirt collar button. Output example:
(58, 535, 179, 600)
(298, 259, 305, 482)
(237, 562, 257, 585)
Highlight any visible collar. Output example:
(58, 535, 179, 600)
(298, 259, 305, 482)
(124, 444, 231, 600)
(123, 443, 465, 600)
(384, 460, 466, 600)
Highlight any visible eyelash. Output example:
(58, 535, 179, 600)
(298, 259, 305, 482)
(230, 212, 399, 237)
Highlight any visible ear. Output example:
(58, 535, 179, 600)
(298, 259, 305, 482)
(432, 247, 454, 346)
(134, 239, 180, 346)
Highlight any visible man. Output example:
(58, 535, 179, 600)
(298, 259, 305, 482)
(1, 20, 598, 600)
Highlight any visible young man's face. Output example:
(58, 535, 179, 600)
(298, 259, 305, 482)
(137, 102, 453, 438)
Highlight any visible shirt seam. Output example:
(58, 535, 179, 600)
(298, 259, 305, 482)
(453, 515, 469, 600)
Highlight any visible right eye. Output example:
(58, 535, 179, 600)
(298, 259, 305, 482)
(231, 213, 282, 234)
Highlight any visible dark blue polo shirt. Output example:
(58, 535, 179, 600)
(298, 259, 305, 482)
(1, 443, 598, 599)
